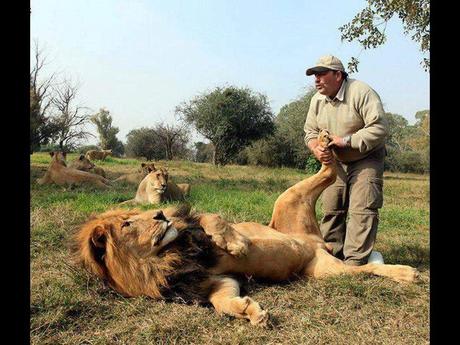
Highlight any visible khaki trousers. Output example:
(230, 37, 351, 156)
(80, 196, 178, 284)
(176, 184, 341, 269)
(320, 148, 385, 265)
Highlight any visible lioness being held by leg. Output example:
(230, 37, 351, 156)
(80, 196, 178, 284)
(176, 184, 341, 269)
(121, 166, 191, 205)
(37, 152, 111, 189)
(73, 132, 418, 326)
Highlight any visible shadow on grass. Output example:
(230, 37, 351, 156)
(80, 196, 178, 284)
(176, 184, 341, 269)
(384, 175, 429, 181)
(384, 243, 429, 270)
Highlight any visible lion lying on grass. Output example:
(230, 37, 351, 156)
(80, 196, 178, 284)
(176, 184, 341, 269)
(37, 152, 111, 189)
(121, 166, 191, 205)
(69, 154, 107, 178)
(85, 149, 112, 161)
(113, 162, 157, 184)
(73, 131, 418, 327)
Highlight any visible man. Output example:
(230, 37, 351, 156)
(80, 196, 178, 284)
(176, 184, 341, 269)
(304, 55, 388, 266)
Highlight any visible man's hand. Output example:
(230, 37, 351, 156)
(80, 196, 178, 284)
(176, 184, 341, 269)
(313, 145, 333, 165)
(327, 135, 348, 149)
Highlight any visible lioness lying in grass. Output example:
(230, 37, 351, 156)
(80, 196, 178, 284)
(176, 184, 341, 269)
(37, 152, 111, 189)
(121, 166, 190, 205)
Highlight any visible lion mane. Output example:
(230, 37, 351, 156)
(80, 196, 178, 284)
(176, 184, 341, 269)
(71, 206, 220, 304)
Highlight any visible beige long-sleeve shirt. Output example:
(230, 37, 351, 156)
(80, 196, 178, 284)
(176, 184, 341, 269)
(304, 78, 388, 163)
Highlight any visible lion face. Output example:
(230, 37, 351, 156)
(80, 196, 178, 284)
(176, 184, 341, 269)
(50, 151, 67, 166)
(72, 155, 95, 171)
(147, 168, 169, 194)
(118, 210, 179, 257)
(140, 162, 156, 174)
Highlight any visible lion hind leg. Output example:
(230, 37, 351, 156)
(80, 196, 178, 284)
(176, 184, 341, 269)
(208, 277, 268, 327)
(306, 249, 418, 283)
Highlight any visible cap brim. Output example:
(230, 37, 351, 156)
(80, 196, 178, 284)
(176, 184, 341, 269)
(306, 66, 331, 76)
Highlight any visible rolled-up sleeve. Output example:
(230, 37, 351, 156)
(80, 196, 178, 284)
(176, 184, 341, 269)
(351, 89, 388, 153)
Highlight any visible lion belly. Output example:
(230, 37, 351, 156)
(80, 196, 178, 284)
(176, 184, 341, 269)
(212, 222, 316, 281)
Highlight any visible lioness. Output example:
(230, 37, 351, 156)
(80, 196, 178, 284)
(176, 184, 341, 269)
(113, 162, 156, 184)
(37, 151, 111, 189)
(85, 149, 112, 161)
(69, 154, 107, 178)
(73, 131, 418, 326)
(122, 167, 191, 205)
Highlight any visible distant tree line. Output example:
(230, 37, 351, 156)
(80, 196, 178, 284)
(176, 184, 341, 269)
(31, 43, 429, 174)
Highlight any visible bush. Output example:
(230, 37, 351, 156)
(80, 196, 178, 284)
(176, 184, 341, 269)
(305, 155, 321, 174)
(77, 145, 100, 154)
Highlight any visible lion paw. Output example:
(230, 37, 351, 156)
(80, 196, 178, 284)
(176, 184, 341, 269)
(392, 265, 419, 283)
(212, 226, 249, 257)
(250, 310, 269, 328)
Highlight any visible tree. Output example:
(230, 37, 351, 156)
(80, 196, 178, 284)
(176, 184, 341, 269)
(194, 142, 214, 163)
(51, 79, 94, 151)
(30, 41, 59, 153)
(125, 127, 163, 161)
(242, 88, 317, 169)
(154, 122, 190, 160)
(274, 88, 317, 168)
(91, 108, 125, 156)
(176, 86, 275, 165)
(339, 0, 430, 73)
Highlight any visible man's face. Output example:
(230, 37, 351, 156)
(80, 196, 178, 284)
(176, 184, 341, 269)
(314, 70, 342, 97)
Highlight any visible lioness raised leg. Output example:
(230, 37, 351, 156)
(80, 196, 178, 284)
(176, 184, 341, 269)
(207, 276, 268, 327)
(269, 129, 336, 237)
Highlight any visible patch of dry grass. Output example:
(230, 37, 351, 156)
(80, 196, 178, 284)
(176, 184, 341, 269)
(30, 153, 429, 344)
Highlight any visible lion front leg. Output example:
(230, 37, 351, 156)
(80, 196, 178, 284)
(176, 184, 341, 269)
(198, 213, 250, 257)
(208, 276, 268, 327)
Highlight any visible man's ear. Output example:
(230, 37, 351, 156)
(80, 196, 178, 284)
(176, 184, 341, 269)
(91, 225, 108, 249)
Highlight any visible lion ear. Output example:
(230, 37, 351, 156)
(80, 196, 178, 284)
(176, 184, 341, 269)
(141, 163, 146, 168)
(79, 154, 85, 160)
(91, 225, 107, 249)
(49, 151, 54, 157)
(148, 166, 156, 173)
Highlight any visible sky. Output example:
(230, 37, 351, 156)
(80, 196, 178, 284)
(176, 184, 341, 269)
(31, 0, 430, 145)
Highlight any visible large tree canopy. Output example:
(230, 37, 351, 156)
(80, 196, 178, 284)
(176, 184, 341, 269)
(339, 0, 430, 73)
(176, 86, 275, 165)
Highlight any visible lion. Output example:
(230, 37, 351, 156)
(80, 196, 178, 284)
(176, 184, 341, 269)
(37, 151, 111, 189)
(73, 131, 418, 326)
(69, 154, 107, 178)
(122, 166, 191, 205)
(113, 162, 156, 184)
(85, 149, 112, 161)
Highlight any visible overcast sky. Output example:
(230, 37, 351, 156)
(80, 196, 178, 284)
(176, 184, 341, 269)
(31, 0, 430, 145)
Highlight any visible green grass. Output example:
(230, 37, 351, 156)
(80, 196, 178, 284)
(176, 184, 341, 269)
(30, 153, 429, 344)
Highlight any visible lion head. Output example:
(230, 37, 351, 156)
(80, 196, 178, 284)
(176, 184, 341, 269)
(71, 154, 95, 171)
(139, 162, 156, 174)
(72, 204, 218, 302)
(146, 167, 169, 194)
(50, 151, 67, 166)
